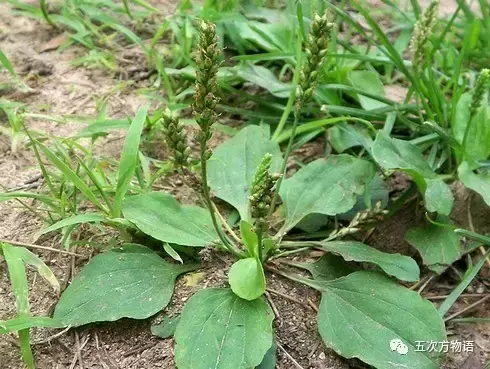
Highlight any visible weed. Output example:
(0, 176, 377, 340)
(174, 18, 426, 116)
(1, 1, 489, 368)
(47, 16, 450, 369)
(0, 243, 62, 369)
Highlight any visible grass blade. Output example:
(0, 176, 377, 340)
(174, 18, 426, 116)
(276, 116, 374, 143)
(113, 105, 149, 217)
(40, 213, 107, 235)
(37, 141, 109, 214)
(0, 316, 63, 334)
(0, 50, 17, 79)
(438, 247, 490, 317)
(1, 243, 34, 368)
(15, 247, 60, 294)
(0, 191, 59, 209)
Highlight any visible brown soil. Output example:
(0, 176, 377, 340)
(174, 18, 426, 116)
(0, 2, 489, 369)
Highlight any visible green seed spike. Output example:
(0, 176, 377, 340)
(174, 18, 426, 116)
(296, 12, 334, 113)
(409, 0, 439, 70)
(193, 20, 221, 151)
(249, 154, 280, 233)
(470, 69, 490, 118)
(162, 109, 190, 167)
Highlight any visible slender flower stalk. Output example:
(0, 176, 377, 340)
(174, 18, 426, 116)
(270, 13, 334, 216)
(295, 13, 334, 114)
(193, 20, 240, 256)
(463, 68, 490, 147)
(409, 0, 439, 71)
(161, 109, 190, 167)
(327, 201, 388, 240)
(249, 154, 280, 259)
(469, 69, 490, 118)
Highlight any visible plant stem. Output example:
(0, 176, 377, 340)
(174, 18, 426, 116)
(264, 264, 320, 290)
(211, 202, 241, 243)
(257, 231, 263, 262)
(280, 240, 318, 248)
(462, 115, 475, 149)
(200, 150, 242, 257)
(271, 87, 297, 141)
(269, 246, 312, 260)
(269, 113, 300, 216)
(40, 0, 58, 29)
(272, 26, 304, 141)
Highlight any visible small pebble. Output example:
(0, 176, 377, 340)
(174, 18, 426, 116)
(319, 352, 326, 360)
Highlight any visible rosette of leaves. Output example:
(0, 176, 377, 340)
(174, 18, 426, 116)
(52, 17, 448, 369)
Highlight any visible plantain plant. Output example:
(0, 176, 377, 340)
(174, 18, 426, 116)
(49, 17, 453, 369)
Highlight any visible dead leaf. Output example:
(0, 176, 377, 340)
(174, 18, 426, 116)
(40, 33, 69, 52)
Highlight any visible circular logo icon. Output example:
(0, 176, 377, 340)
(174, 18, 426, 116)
(390, 339, 409, 355)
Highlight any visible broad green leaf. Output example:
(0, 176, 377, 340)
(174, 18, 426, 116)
(348, 70, 387, 110)
(113, 105, 149, 217)
(279, 155, 375, 231)
(451, 92, 471, 144)
(228, 258, 266, 301)
(0, 316, 63, 334)
(256, 339, 277, 369)
(208, 126, 282, 221)
(293, 253, 356, 282)
(372, 131, 453, 214)
(122, 192, 218, 247)
(372, 131, 435, 181)
(329, 123, 373, 153)
(405, 220, 462, 274)
(174, 288, 274, 369)
(451, 94, 490, 161)
(240, 220, 258, 257)
(151, 315, 180, 339)
(424, 179, 454, 215)
(54, 244, 197, 326)
(315, 271, 446, 369)
(465, 107, 490, 161)
(458, 162, 490, 206)
(40, 213, 107, 235)
(232, 63, 290, 98)
(295, 213, 329, 232)
(318, 241, 419, 282)
(338, 174, 389, 220)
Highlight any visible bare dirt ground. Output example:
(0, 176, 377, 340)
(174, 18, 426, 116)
(0, 1, 489, 369)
